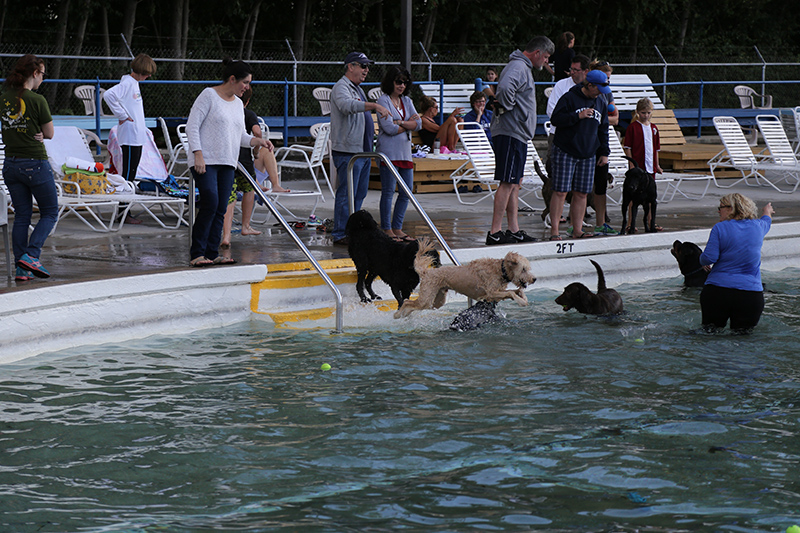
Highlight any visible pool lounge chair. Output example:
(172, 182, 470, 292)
(451, 122, 497, 205)
(709, 116, 799, 194)
(44, 126, 186, 230)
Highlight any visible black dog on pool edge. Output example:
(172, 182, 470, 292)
(670, 240, 709, 287)
(346, 210, 441, 309)
(620, 157, 657, 235)
(555, 260, 624, 316)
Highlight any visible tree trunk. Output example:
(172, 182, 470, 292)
(0, 0, 7, 43)
(241, 1, 262, 61)
(66, 0, 92, 101)
(677, 0, 692, 59)
(120, 0, 140, 56)
(170, 0, 187, 80)
(47, 0, 70, 105)
(293, 0, 308, 79)
(101, 5, 112, 77)
(418, 3, 438, 70)
(376, 2, 385, 57)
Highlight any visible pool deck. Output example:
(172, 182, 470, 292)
(2, 179, 799, 292)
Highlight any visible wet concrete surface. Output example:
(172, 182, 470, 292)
(3, 180, 798, 294)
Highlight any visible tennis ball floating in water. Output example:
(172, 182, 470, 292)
(320, 363, 331, 371)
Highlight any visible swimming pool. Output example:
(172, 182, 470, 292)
(2, 269, 799, 531)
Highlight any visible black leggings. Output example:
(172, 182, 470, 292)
(120, 145, 143, 182)
(700, 284, 765, 332)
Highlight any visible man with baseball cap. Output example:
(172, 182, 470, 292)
(547, 69, 611, 240)
(330, 51, 390, 246)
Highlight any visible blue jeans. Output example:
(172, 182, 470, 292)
(379, 164, 413, 230)
(332, 153, 371, 240)
(190, 165, 235, 261)
(3, 158, 59, 263)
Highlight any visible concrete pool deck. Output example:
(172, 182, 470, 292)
(2, 179, 800, 363)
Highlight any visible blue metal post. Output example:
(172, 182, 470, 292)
(696, 80, 704, 138)
(283, 80, 290, 142)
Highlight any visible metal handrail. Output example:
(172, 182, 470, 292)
(345, 152, 471, 306)
(187, 164, 344, 333)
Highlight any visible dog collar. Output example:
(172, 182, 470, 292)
(501, 260, 511, 283)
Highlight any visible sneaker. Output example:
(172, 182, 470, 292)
(17, 253, 50, 278)
(595, 223, 619, 236)
(15, 266, 34, 281)
(505, 229, 536, 243)
(486, 230, 511, 245)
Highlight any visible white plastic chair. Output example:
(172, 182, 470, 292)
(709, 116, 798, 193)
(312, 87, 332, 116)
(274, 122, 334, 199)
(158, 117, 186, 175)
(74, 85, 110, 116)
(367, 87, 383, 101)
(734, 85, 772, 110)
(451, 122, 497, 205)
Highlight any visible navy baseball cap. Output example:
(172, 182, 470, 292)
(344, 52, 374, 65)
(585, 70, 612, 94)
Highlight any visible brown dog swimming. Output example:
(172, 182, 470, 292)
(555, 259, 623, 316)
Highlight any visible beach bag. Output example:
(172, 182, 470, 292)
(61, 165, 115, 195)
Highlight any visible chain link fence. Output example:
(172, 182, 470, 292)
(3, 41, 799, 127)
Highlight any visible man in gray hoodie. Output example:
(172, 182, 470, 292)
(487, 36, 554, 245)
(330, 52, 390, 245)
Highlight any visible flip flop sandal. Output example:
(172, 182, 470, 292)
(549, 235, 563, 241)
(190, 256, 213, 267)
(396, 234, 416, 242)
(212, 256, 238, 265)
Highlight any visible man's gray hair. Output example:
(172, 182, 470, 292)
(524, 36, 555, 55)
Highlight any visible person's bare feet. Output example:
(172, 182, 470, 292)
(263, 185, 291, 193)
(241, 226, 262, 236)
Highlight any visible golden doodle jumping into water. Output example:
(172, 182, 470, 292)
(395, 238, 536, 318)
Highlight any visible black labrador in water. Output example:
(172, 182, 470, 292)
(671, 240, 709, 287)
(620, 157, 657, 235)
(345, 210, 440, 309)
(555, 259, 624, 316)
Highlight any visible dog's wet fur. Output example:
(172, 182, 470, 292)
(620, 157, 657, 235)
(449, 300, 502, 331)
(555, 259, 624, 316)
(671, 239, 709, 287)
(395, 239, 536, 318)
(346, 210, 440, 309)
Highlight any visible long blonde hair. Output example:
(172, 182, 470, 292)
(721, 193, 757, 220)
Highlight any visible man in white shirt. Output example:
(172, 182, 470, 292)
(546, 54, 590, 147)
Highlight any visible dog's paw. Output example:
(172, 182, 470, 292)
(360, 296, 372, 303)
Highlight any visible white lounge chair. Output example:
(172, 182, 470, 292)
(0, 186, 11, 279)
(158, 117, 187, 175)
(44, 126, 186, 230)
(779, 106, 800, 153)
(605, 124, 629, 205)
(451, 122, 497, 205)
(520, 140, 545, 210)
(755, 114, 800, 193)
(709, 116, 799, 193)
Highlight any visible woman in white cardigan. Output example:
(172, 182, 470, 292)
(376, 66, 421, 241)
(186, 58, 271, 266)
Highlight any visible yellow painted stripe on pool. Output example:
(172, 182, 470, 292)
(255, 269, 358, 290)
(267, 258, 354, 273)
(258, 300, 397, 324)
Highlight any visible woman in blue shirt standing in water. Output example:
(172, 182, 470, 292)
(700, 193, 773, 333)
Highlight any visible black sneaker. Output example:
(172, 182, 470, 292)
(486, 230, 511, 245)
(506, 229, 536, 243)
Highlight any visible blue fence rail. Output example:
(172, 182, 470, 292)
(42, 77, 800, 141)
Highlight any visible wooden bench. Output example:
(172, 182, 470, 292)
(417, 83, 477, 114)
(610, 74, 666, 111)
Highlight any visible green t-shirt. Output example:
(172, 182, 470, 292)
(1, 88, 52, 159)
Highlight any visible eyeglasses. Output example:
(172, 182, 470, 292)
(718, 204, 731, 210)
(394, 79, 408, 86)
(352, 62, 369, 69)
(569, 67, 585, 73)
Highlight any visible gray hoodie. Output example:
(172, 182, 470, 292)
(490, 50, 537, 143)
(330, 75, 373, 153)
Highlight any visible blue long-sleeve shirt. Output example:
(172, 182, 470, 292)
(551, 84, 609, 159)
(700, 216, 771, 291)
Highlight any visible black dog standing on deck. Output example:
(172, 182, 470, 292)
(345, 210, 440, 309)
(671, 240, 709, 287)
(620, 156, 657, 234)
(555, 259, 624, 316)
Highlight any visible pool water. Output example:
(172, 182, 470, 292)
(2, 270, 800, 532)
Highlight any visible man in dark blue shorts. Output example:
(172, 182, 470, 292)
(486, 36, 554, 245)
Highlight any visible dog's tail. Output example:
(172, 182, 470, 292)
(414, 236, 439, 274)
(590, 259, 607, 292)
(534, 160, 549, 186)
(623, 155, 640, 168)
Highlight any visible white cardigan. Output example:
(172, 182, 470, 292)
(186, 87, 252, 168)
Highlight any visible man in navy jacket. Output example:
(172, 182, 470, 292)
(548, 70, 611, 240)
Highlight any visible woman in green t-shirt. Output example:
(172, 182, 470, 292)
(1, 54, 57, 280)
